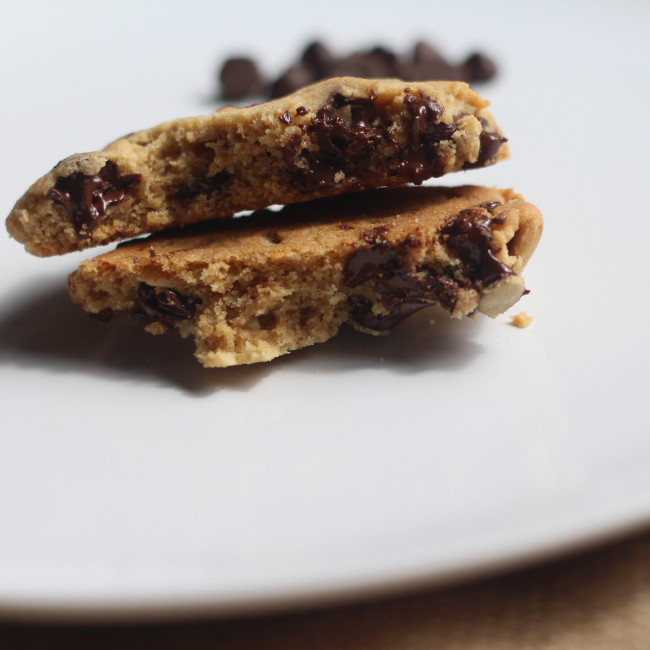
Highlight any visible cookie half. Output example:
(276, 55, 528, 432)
(8, 78, 508, 256)
(67, 185, 542, 368)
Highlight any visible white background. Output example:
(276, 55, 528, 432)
(0, 0, 649, 619)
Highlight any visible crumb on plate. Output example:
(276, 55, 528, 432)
(509, 312, 534, 328)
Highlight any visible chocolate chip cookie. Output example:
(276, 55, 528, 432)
(67, 186, 542, 367)
(7, 77, 508, 257)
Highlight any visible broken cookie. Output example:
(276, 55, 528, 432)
(67, 185, 542, 367)
(7, 77, 508, 257)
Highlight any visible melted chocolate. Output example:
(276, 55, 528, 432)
(475, 129, 508, 165)
(283, 133, 340, 191)
(463, 118, 507, 169)
(344, 227, 456, 331)
(441, 208, 513, 285)
(176, 170, 231, 199)
(91, 308, 114, 323)
(221, 40, 498, 102)
(393, 90, 456, 182)
(343, 206, 513, 331)
(137, 283, 201, 324)
(283, 89, 460, 191)
(313, 94, 384, 159)
(285, 94, 388, 190)
(48, 161, 141, 236)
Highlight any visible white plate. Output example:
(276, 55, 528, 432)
(1, 0, 649, 620)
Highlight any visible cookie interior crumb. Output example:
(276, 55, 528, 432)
(509, 312, 533, 328)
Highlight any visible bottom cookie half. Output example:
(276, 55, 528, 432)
(67, 186, 543, 367)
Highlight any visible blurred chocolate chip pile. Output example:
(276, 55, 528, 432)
(218, 40, 497, 101)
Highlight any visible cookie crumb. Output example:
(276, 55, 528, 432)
(144, 322, 167, 335)
(509, 312, 533, 328)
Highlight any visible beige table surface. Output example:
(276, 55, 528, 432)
(3, 527, 649, 649)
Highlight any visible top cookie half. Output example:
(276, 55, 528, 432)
(6, 77, 509, 257)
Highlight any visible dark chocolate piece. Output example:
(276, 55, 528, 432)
(329, 49, 395, 78)
(301, 41, 334, 77)
(313, 94, 384, 159)
(283, 89, 460, 190)
(393, 90, 456, 182)
(48, 161, 141, 237)
(176, 170, 231, 200)
(463, 117, 507, 169)
(441, 208, 513, 285)
(396, 41, 457, 82)
(137, 283, 201, 325)
(270, 65, 315, 101)
(343, 206, 514, 332)
(219, 57, 265, 100)
(284, 93, 388, 190)
(463, 53, 497, 82)
(349, 294, 432, 331)
(220, 40, 498, 102)
(344, 227, 459, 331)
(278, 111, 292, 126)
(475, 129, 508, 166)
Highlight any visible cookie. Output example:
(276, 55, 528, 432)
(7, 77, 508, 257)
(67, 185, 542, 368)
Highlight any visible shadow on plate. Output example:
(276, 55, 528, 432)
(0, 278, 485, 394)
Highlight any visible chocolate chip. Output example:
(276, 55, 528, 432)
(283, 89, 459, 190)
(344, 229, 458, 331)
(91, 308, 114, 323)
(413, 41, 445, 64)
(137, 284, 201, 324)
(48, 161, 141, 237)
(393, 90, 456, 182)
(463, 53, 497, 82)
(301, 41, 335, 77)
(475, 130, 508, 166)
(278, 110, 292, 125)
(329, 51, 392, 78)
(441, 207, 513, 286)
(219, 57, 265, 100)
(349, 295, 432, 331)
(283, 93, 388, 190)
(176, 170, 231, 199)
(264, 230, 283, 244)
(270, 65, 316, 99)
(399, 40, 459, 81)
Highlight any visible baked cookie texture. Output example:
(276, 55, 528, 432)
(7, 77, 508, 257)
(67, 186, 542, 367)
